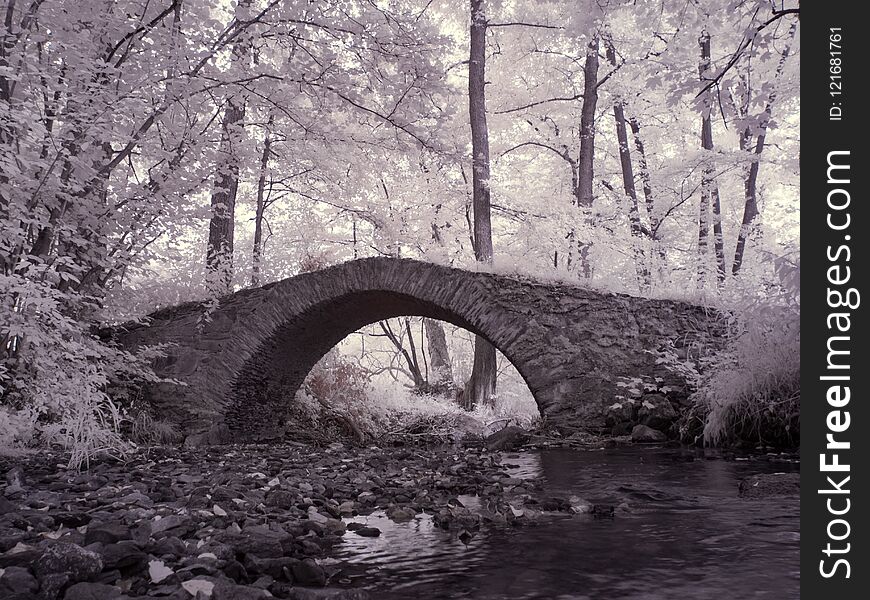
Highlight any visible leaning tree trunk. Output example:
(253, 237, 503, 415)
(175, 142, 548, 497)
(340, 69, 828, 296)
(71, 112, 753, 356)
(463, 0, 497, 409)
(605, 40, 649, 291)
(629, 117, 667, 281)
(698, 30, 726, 289)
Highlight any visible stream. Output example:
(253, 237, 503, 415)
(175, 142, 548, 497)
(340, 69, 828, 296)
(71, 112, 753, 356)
(331, 447, 800, 599)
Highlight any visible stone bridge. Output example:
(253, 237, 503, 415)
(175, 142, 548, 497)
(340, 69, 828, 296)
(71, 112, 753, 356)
(114, 258, 725, 443)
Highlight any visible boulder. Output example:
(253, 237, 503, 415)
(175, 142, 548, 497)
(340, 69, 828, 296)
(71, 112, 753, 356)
(351, 526, 380, 538)
(484, 426, 529, 451)
(604, 400, 637, 428)
(630, 424, 667, 443)
(637, 394, 678, 431)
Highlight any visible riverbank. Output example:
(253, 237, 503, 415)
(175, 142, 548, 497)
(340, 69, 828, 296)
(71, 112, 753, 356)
(0, 441, 799, 600)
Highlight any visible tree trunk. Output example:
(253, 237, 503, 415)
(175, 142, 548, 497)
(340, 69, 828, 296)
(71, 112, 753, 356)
(698, 31, 726, 288)
(571, 35, 600, 279)
(206, 0, 252, 295)
(629, 118, 656, 233)
(732, 22, 797, 276)
(379, 319, 425, 389)
(424, 318, 453, 385)
(629, 117, 667, 281)
(606, 40, 649, 291)
(463, 0, 496, 409)
(251, 118, 272, 287)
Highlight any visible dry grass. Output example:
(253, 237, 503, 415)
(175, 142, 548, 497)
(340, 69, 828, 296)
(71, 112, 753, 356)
(692, 308, 799, 447)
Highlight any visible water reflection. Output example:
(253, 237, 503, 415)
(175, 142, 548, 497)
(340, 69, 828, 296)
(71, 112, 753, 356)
(331, 448, 799, 599)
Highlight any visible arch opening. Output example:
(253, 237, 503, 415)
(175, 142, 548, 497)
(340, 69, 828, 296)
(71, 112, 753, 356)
(226, 289, 541, 437)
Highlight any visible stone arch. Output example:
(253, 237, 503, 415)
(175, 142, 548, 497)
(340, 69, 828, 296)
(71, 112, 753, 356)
(225, 287, 540, 436)
(114, 257, 726, 443)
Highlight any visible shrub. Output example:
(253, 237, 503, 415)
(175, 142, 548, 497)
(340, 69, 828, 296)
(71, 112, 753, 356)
(292, 349, 375, 442)
(686, 255, 800, 448)
(694, 307, 799, 447)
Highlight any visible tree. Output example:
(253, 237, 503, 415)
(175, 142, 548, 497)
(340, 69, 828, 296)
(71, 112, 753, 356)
(697, 29, 727, 288)
(731, 21, 798, 276)
(568, 34, 600, 279)
(424, 318, 453, 387)
(605, 37, 649, 290)
(206, 0, 254, 295)
(462, 0, 497, 410)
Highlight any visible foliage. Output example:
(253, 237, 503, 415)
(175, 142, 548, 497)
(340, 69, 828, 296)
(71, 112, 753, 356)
(684, 255, 800, 447)
(0, 0, 800, 462)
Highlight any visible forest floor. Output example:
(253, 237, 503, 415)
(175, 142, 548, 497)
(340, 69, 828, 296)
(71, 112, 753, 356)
(0, 437, 611, 600)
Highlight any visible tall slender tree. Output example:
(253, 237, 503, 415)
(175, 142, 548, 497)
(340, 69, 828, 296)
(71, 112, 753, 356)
(462, 0, 497, 409)
(697, 30, 727, 288)
(206, 0, 253, 295)
(605, 38, 649, 290)
(732, 21, 798, 276)
(572, 35, 600, 278)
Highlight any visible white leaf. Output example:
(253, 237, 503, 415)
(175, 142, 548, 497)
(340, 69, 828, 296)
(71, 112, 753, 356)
(149, 560, 174, 583)
(182, 579, 215, 597)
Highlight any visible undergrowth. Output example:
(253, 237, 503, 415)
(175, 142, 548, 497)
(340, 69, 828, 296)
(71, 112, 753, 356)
(683, 255, 801, 448)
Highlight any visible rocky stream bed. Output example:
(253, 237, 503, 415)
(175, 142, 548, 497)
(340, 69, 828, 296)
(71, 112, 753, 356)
(0, 432, 800, 600)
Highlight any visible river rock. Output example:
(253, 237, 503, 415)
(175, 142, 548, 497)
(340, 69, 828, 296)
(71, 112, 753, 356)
(0, 565, 38, 596)
(100, 541, 148, 570)
(638, 395, 677, 430)
(63, 582, 122, 600)
(0, 496, 18, 515)
(631, 424, 667, 443)
(738, 473, 800, 498)
(151, 535, 188, 558)
(151, 515, 194, 537)
(485, 426, 529, 451)
(351, 526, 380, 538)
(291, 558, 327, 586)
(265, 490, 298, 509)
(611, 421, 633, 436)
(605, 400, 637, 427)
(221, 528, 288, 559)
(84, 521, 131, 546)
(213, 581, 272, 600)
(33, 542, 103, 585)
